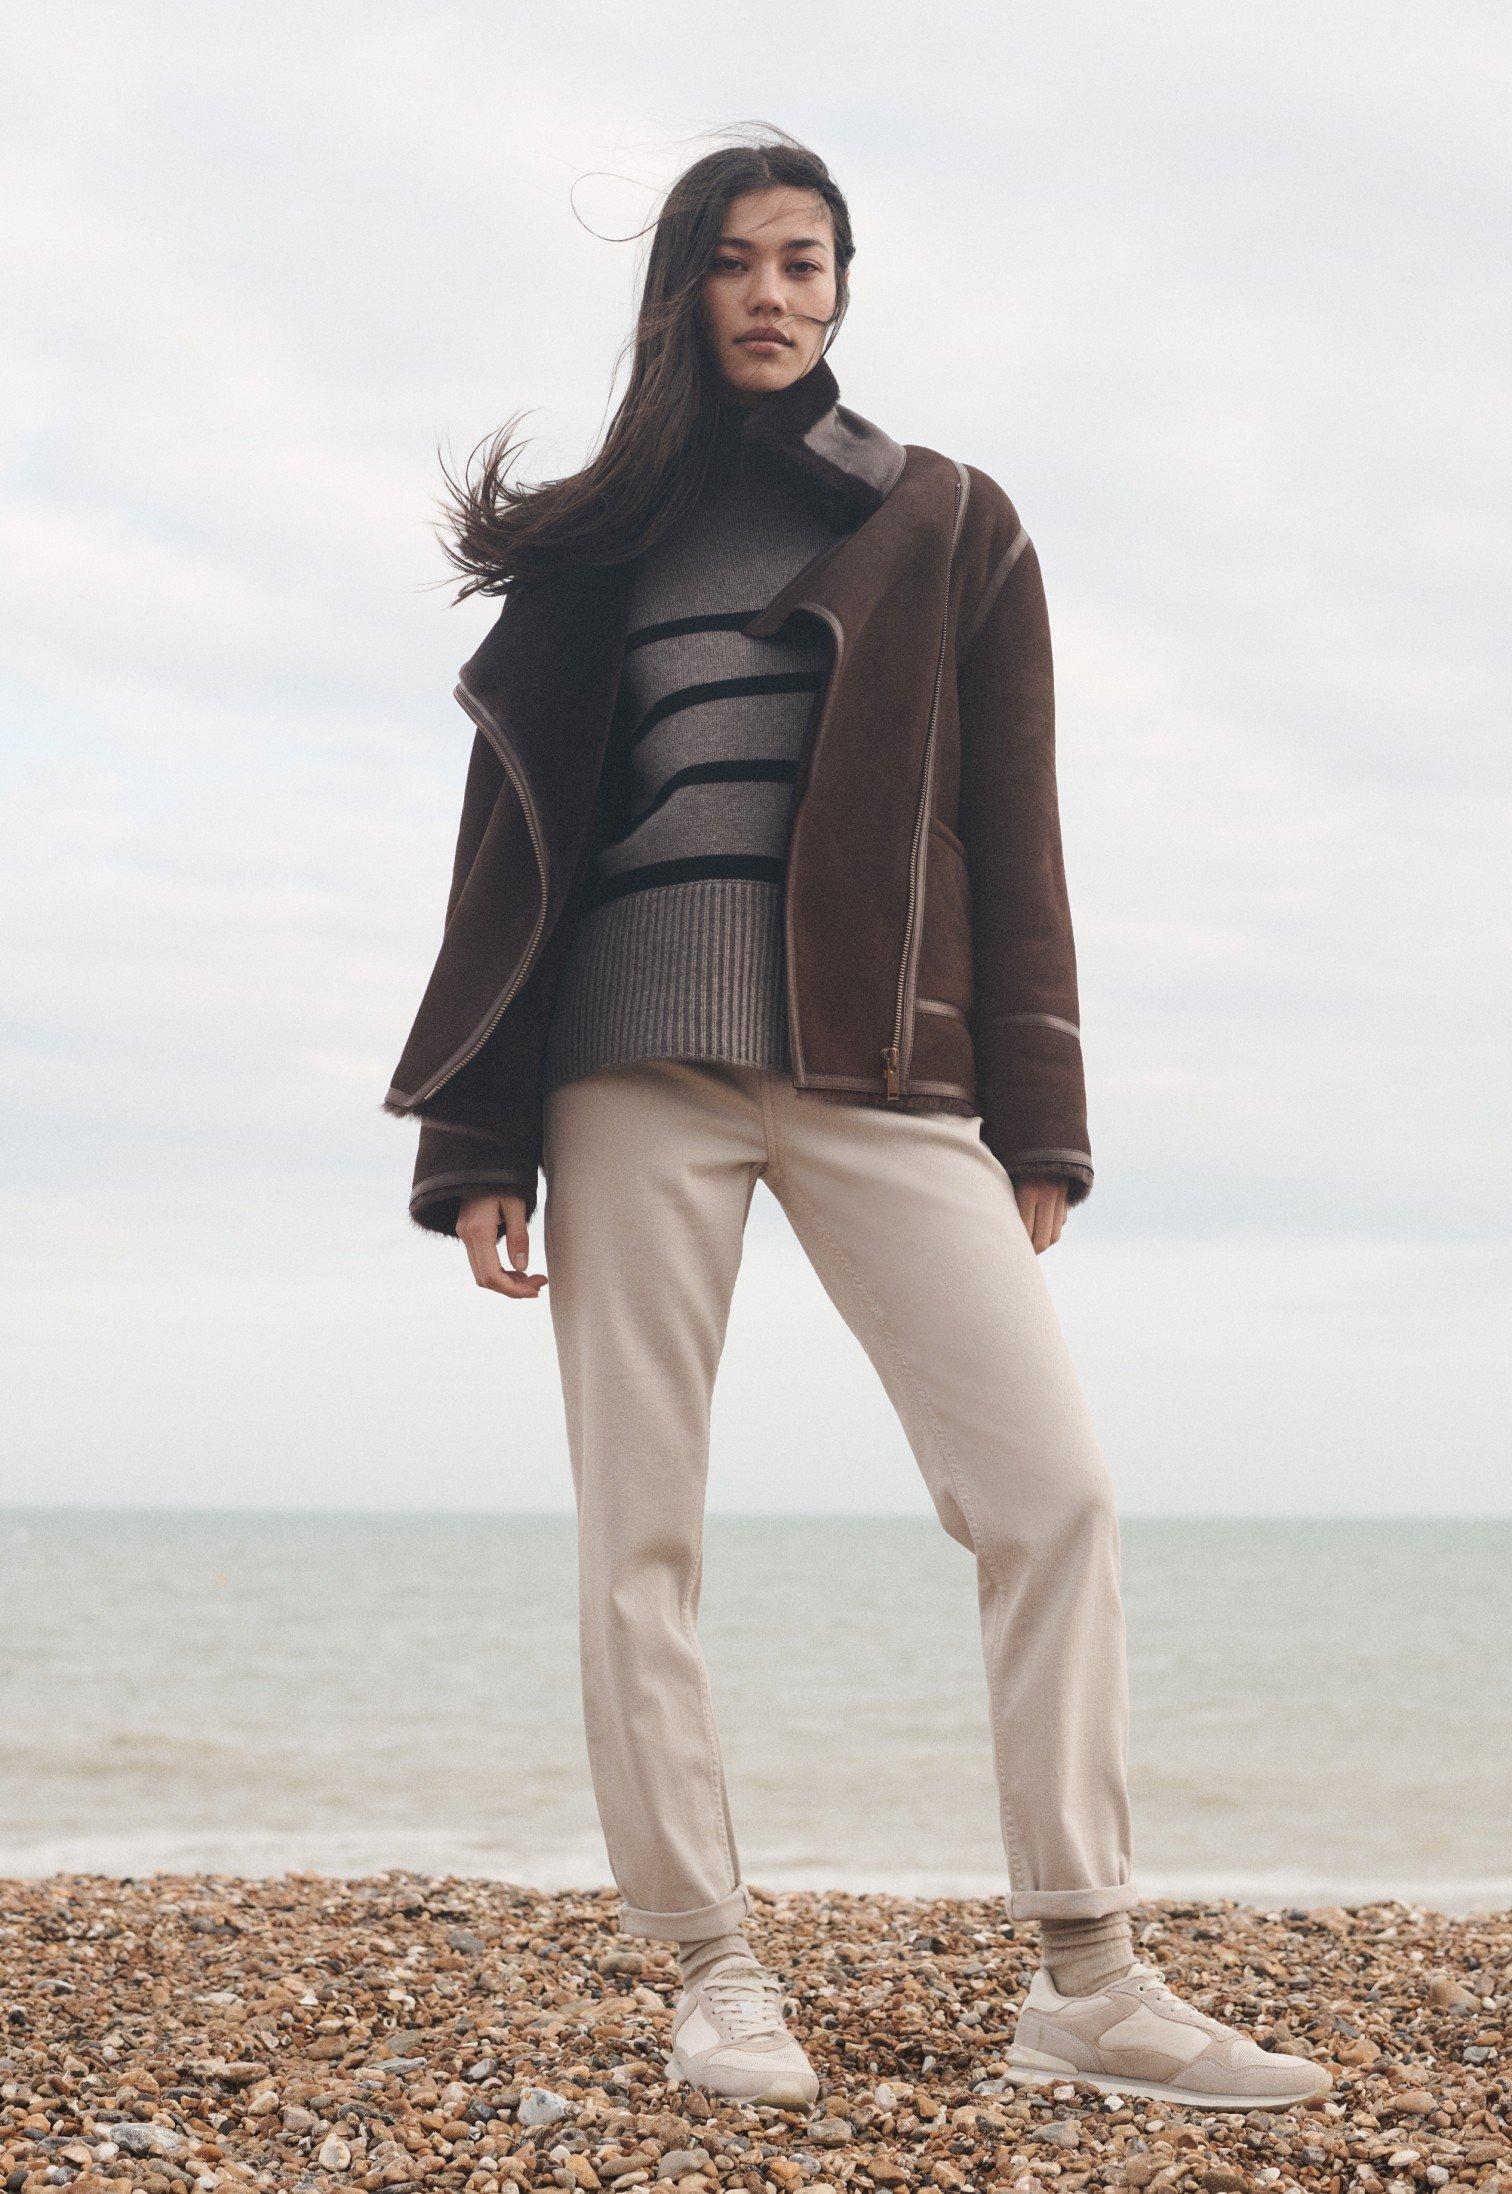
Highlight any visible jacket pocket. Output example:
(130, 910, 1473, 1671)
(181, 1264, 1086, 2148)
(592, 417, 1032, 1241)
(916, 813, 974, 1017)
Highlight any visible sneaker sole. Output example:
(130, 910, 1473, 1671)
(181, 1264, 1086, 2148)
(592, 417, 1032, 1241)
(666, 2052, 817, 2109)
(1002, 2058, 1330, 2112)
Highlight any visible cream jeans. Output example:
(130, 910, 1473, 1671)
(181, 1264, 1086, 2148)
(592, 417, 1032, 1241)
(541, 1058, 1137, 1940)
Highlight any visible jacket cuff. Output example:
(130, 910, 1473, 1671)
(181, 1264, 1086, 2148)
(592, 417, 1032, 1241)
(975, 1017, 1093, 1206)
(1008, 1154, 1095, 1205)
(410, 1119, 541, 1234)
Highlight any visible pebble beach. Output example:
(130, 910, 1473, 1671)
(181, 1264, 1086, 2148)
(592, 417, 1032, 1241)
(0, 1877, 1506, 2194)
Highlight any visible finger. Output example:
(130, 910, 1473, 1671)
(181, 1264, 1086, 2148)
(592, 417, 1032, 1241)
(460, 1219, 507, 1291)
(502, 1200, 533, 1275)
(462, 1228, 546, 1295)
(458, 1211, 523, 1294)
(1049, 1189, 1068, 1247)
(457, 1195, 547, 1297)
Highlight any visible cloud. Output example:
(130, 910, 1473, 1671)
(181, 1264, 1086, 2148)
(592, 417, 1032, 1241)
(2, 0, 1507, 1509)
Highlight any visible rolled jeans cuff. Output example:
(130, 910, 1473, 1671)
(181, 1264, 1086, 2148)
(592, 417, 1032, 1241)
(618, 1880, 754, 1942)
(1007, 1879, 1141, 1922)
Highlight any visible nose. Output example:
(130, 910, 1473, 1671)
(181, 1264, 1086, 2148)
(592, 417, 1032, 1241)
(746, 261, 787, 314)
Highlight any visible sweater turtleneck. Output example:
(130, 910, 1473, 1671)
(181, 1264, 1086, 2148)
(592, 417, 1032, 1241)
(702, 385, 776, 490)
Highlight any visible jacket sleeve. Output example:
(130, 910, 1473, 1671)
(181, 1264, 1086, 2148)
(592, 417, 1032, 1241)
(956, 510, 1094, 1205)
(401, 722, 545, 1237)
(409, 1116, 540, 1235)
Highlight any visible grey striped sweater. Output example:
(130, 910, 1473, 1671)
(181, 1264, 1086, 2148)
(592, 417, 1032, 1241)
(542, 401, 850, 1093)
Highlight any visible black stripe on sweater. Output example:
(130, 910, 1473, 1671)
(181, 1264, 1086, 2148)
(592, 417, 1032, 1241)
(620, 670, 823, 754)
(624, 611, 767, 652)
(586, 854, 786, 907)
(603, 758, 798, 846)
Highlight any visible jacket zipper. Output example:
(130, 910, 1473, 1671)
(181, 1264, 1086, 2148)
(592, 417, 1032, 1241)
(884, 461, 970, 1099)
(781, 607, 844, 1086)
(404, 678, 551, 1107)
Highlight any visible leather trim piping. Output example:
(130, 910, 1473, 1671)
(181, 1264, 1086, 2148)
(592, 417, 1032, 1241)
(892, 455, 973, 1095)
(960, 522, 1030, 656)
(779, 607, 844, 1085)
(386, 676, 551, 1112)
(917, 996, 969, 1021)
(798, 1069, 974, 1099)
(1007, 1146, 1094, 1170)
(979, 1008, 1082, 1041)
(411, 1167, 535, 1203)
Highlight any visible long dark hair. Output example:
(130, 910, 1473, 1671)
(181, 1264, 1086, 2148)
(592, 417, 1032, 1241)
(435, 126, 856, 600)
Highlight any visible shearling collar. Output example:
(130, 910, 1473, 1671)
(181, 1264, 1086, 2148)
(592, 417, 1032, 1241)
(735, 351, 908, 520)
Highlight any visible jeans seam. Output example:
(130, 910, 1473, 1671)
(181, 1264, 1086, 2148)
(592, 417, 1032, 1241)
(683, 1444, 739, 1896)
(773, 1161, 1033, 1890)
(756, 1067, 782, 1187)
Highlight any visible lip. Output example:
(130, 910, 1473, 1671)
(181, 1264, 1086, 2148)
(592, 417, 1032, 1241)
(736, 333, 791, 348)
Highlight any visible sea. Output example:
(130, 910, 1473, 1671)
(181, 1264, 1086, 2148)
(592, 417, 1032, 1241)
(2, 1511, 1508, 1911)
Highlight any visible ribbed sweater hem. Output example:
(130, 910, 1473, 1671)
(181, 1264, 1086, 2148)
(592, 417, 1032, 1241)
(542, 877, 792, 1092)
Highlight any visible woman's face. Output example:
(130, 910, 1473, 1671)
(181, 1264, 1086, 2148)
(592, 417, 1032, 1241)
(699, 185, 839, 402)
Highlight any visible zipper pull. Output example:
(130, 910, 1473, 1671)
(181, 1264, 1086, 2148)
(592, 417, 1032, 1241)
(882, 1041, 901, 1099)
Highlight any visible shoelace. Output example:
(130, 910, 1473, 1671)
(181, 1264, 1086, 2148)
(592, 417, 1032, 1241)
(1126, 1961, 1227, 2037)
(700, 1962, 787, 2042)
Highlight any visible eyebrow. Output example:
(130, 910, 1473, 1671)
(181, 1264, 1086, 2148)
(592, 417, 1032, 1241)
(718, 234, 830, 253)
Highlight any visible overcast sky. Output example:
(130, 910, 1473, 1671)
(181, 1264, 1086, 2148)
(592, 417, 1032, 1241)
(3, 1, 1508, 1516)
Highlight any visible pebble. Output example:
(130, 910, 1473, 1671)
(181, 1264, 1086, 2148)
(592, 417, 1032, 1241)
(655, 2149, 704, 2177)
(100, 2121, 185, 2157)
(519, 2084, 574, 2125)
(0, 1876, 1505, 2194)
(809, 2114, 849, 2141)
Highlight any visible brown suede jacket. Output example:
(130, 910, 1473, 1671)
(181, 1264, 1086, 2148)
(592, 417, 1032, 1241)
(385, 354, 1094, 1234)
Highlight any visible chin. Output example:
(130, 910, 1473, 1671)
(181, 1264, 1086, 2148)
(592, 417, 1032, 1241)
(729, 345, 804, 388)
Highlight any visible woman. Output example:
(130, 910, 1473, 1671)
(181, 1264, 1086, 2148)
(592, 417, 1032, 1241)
(385, 132, 1329, 2117)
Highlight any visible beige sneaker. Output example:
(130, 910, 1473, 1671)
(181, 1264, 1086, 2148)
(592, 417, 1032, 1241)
(1004, 1959, 1333, 2111)
(665, 1954, 820, 2107)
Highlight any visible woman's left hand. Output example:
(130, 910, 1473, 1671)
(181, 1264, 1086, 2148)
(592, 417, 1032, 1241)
(1015, 1177, 1068, 1254)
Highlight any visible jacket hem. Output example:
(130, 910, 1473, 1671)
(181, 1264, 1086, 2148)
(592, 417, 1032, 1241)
(795, 1069, 976, 1100)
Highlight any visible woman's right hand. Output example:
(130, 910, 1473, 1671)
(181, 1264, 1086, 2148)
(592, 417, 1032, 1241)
(456, 1193, 548, 1298)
